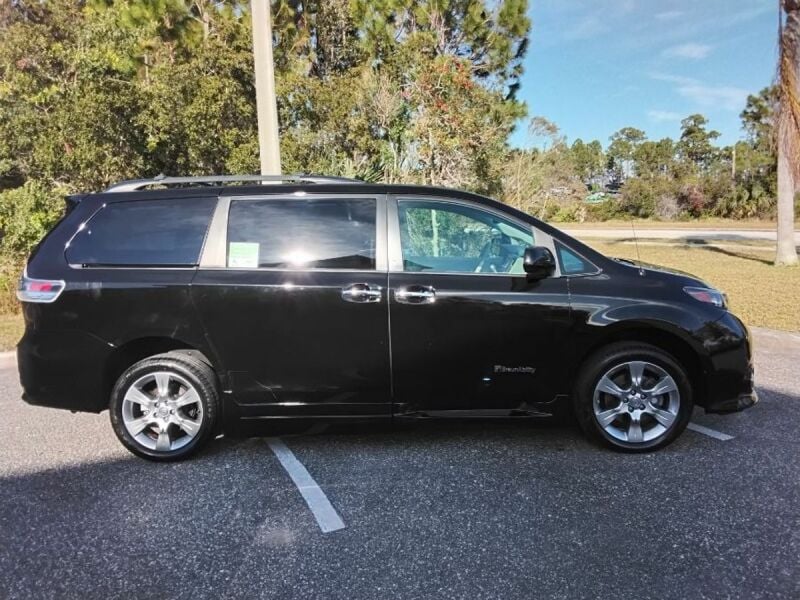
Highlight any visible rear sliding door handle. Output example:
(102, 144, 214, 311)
(395, 285, 436, 304)
(341, 283, 383, 303)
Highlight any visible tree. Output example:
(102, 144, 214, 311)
(570, 139, 605, 185)
(677, 114, 720, 171)
(633, 138, 675, 179)
(776, 0, 800, 265)
(717, 87, 779, 218)
(351, 0, 529, 97)
(502, 118, 585, 219)
(607, 127, 646, 180)
(742, 86, 778, 149)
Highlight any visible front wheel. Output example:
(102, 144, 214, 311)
(573, 342, 693, 452)
(110, 352, 219, 461)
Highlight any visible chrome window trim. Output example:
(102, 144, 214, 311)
(387, 195, 562, 278)
(67, 265, 199, 271)
(203, 193, 388, 272)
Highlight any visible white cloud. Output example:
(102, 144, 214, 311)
(655, 10, 684, 21)
(662, 43, 713, 60)
(559, 0, 637, 41)
(564, 15, 608, 40)
(649, 72, 698, 86)
(647, 110, 683, 122)
(648, 73, 750, 111)
(677, 83, 749, 111)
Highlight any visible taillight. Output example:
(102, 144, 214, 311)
(17, 269, 65, 303)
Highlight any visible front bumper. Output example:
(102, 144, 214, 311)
(700, 313, 758, 414)
(705, 387, 758, 414)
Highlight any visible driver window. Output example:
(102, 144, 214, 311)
(397, 199, 534, 274)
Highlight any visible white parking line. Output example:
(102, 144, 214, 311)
(687, 422, 734, 441)
(267, 437, 345, 533)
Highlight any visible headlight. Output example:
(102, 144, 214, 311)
(683, 286, 726, 308)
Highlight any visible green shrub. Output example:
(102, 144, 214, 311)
(619, 178, 657, 218)
(549, 204, 581, 222)
(0, 182, 65, 258)
(0, 257, 24, 315)
(585, 198, 625, 221)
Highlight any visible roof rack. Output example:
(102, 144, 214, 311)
(104, 174, 364, 193)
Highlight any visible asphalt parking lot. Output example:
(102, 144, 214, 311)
(1, 328, 798, 600)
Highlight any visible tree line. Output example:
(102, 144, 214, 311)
(505, 88, 779, 222)
(0, 0, 785, 264)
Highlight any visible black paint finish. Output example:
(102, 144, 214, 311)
(191, 268, 391, 427)
(17, 183, 757, 435)
(389, 271, 571, 414)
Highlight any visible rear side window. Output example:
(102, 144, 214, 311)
(226, 198, 376, 270)
(66, 197, 216, 267)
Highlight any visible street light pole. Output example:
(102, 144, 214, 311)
(251, 0, 281, 175)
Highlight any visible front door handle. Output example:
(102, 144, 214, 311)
(341, 283, 383, 303)
(395, 285, 436, 304)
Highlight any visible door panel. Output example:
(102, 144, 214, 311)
(192, 269, 390, 417)
(388, 197, 572, 414)
(192, 195, 391, 419)
(389, 273, 570, 413)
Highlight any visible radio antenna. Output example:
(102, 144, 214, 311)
(630, 218, 644, 275)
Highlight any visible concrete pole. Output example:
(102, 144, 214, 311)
(251, 0, 281, 175)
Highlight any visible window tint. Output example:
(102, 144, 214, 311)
(66, 198, 216, 267)
(556, 241, 595, 275)
(398, 200, 533, 274)
(227, 198, 376, 270)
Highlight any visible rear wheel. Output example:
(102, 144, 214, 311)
(110, 352, 218, 461)
(573, 342, 693, 452)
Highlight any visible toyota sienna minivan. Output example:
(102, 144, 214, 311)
(17, 175, 757, 460)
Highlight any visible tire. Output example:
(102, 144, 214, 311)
(573, 342, 693, 452)
(110, 352, 219, 461)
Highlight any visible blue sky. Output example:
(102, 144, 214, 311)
(512, 0, 778, 149)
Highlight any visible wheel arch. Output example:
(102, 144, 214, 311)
(102, 336, 218, 408)
(574, 321, 709, 407)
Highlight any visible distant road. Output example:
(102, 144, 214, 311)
(558, 227, 800, 243)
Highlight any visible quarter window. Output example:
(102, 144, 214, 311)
(226, 198, 376, 270)
(555, 241, 596, 275)
(397, 200, 534, 274)
(66, 197, 216, 267)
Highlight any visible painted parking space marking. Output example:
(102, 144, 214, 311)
(267, 437, 346, 533)
(687, 422, 734, 441)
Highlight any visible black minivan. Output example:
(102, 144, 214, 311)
(17, 175, 757, 460)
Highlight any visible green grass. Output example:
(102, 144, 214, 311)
(0, 313, 23, 352)
(586, 240, 800, 331)
(560, 218, 798, 230)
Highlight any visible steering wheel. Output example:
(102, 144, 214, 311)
(475, 233, 513, 273)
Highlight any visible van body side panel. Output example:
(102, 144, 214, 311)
(18, 195, 216, 413)
(19, 269, 210, 412)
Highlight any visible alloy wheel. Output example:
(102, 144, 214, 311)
(121, 371, 204, 453)
(592, 360, 680, 444)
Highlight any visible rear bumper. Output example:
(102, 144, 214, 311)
(18, 329, 112, 413)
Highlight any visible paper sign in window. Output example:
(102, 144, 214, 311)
(228, 242, 259, 268)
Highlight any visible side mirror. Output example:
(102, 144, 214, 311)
(523, 246, 556, 279)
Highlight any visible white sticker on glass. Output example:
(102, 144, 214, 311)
(228, 242, 259, 268)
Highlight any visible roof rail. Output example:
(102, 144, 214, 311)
(103, 174, 365, 193)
